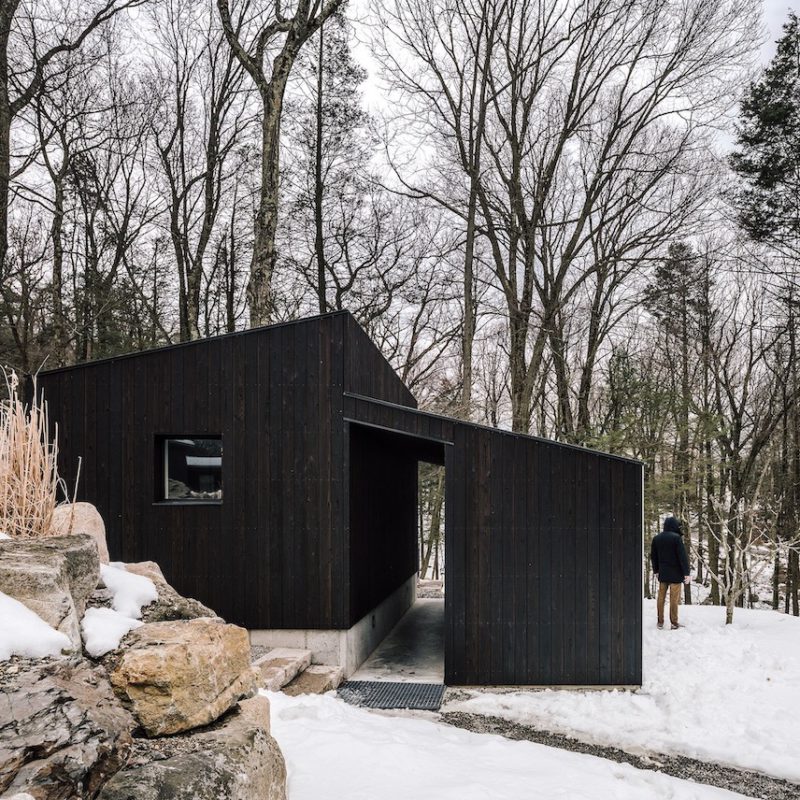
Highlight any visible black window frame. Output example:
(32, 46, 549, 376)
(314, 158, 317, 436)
(154, 434, 224, 506)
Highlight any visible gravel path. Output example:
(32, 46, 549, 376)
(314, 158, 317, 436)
(440, 711, 799, 800)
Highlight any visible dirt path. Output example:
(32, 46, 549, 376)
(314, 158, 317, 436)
(440, 711, 799, 800)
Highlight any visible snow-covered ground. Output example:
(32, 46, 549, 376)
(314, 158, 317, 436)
(447, 601, 800, 783)
(267, 690, 750, 800)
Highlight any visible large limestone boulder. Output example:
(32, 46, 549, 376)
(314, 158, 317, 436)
(50, 502, 110, 564)
(109, 618, 258, 737)
(0, 534, 100, 651)
(0, 657, 134, 798)
(97, 702, 286, 800)
(124, 561, 217, 623)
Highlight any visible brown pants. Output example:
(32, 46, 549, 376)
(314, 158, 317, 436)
(657, 582, 681, 626)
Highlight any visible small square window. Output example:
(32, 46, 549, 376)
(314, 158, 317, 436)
(159, 437, 222, 502)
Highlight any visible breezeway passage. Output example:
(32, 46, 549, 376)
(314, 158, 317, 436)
(351, 599, 444, 684)
(338, 598, 445, 710)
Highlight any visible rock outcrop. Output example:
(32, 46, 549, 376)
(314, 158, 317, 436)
(50, 502, 110, 564)
(0, 534, 100, 651)
(123, 561, 217, 623)
(0, 657, 134, 799)
(96, 702, 286, 800)
(1, 532, 288, 800)
(109, 618, 257, 736)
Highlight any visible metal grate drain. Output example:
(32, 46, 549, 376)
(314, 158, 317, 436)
(338, 680, 445, 711)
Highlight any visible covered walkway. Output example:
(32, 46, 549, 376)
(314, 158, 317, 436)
(352, 599, 444, 684)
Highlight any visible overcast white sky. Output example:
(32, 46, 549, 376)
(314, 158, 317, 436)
(763, 1, 796, 59)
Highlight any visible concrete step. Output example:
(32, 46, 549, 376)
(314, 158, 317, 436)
(282, 664, 344, 696)
(253, 647, 313, 691)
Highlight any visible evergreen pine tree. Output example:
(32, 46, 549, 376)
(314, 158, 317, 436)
(730, 12, 800, 255)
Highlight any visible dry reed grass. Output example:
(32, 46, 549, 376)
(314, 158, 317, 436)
(0, 370, 77, 539)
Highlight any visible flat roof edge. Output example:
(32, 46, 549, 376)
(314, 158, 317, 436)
(343, 392, 644, 466)
(32, 311, 354, 377)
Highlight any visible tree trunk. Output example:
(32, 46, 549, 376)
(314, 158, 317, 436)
(773, 545, 780, 610)
(249, 75, 290, 326)
(0, 80, 10, 276)
(680, 311, 692, 604)
(50, 177, 68, 364)
(313, 22, 326, 314)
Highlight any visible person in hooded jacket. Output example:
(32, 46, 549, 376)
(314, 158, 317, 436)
(650, 516, 691, 629)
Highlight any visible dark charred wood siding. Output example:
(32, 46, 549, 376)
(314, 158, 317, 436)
(342, 396, 643, 687)
(37, 312, 642, 687)
(347, 424, 422, 625)
(37, 313, 350, 630)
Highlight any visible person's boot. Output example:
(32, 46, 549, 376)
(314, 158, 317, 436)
(657, 622, 664, 629)
(671, 623, 681, 630)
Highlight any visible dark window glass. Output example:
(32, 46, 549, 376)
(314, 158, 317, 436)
(162, 437, 222, 501)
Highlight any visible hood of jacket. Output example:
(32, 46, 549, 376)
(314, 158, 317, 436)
(663, 516, 682, 535)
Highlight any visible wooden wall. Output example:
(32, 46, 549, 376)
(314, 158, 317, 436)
(445, 424, 642, 686)
(38, 313, 351, 630)
(344, 396, 643, 687)
(347, 424, 420, 625)
(37, 313, 642, 687)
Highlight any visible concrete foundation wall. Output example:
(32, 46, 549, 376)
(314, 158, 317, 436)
(250, 575, 417, 678)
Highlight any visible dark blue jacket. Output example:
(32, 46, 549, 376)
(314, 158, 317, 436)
(650, 516, 690, 584)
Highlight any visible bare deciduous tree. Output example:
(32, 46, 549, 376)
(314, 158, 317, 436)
(216, 0, 344, 325)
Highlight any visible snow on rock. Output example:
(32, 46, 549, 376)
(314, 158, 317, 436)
(101, 562, 157, 619)
(447, 601, 800, 783)
(266, 690, 748, 800)
(0, 590, 71, 660)
(81, 607, 143, 658)
(0, 531, 10, 540)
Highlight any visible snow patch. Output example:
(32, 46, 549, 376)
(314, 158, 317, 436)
(266, 690, 749, 800)
(0, 591, 71, 660)
(0, 531, 10, 540)
(81, 606, 143, 658)
(447, 601, 800, 783)
(101, 562, 157, 619)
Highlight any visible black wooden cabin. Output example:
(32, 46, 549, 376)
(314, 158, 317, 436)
(36, 312, 643, 686)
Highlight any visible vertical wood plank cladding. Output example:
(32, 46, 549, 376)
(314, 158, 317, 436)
(38, 311, 643, 685)
(574, 453, 589, 683)
(524, 435, 539, 683)
(267, 321, 284, 626)
(597, 456, 612, 682)
(623, 461, 643, 684)
(342, 314, 416, 408)
(450, 430, 642, 687)
(586, 450, 600, 682)
(347, 424, 422, 625)
(611, 459, 625, 684)
(331, 316, 346, 628)
(511, 435, 527, 683)
(38, 314, 349, 631)
(444, 440, 461, 684)
(536, 442, 552, 683)
(256, 327, 270, 624)
(562, 445, 577, 684)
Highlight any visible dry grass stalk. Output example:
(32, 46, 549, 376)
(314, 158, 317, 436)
(0, 370, 69, 539)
